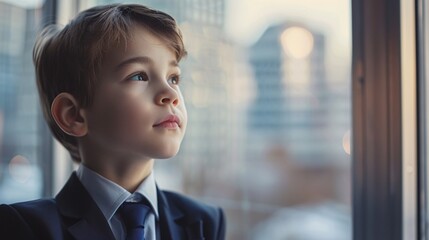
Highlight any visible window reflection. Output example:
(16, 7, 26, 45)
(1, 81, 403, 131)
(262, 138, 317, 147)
(0, 0, 44, 203)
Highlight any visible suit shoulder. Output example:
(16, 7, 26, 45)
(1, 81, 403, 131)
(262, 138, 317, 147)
(1, 199, 61, 239)
(0, 203, 38, 239)
(10, 198, 57, 217)
(3, 199, 58, 223)
(162, 190, 222, 218)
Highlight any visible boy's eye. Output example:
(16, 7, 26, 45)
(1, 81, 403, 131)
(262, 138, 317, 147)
(168, 75, 180, 85)
(129, 73, 148, 81)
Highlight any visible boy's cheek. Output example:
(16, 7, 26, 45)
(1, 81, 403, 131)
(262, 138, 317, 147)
(88, 99, 148, 134)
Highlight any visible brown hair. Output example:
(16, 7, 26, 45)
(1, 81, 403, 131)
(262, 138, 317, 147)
(33, 4, 187, 163)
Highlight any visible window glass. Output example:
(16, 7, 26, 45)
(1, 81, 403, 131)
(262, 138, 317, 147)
(0, 0, 45, 203)
(74, 0, 352, 239)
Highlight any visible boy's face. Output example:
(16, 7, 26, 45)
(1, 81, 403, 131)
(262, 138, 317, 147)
(83, 24, 187, 160)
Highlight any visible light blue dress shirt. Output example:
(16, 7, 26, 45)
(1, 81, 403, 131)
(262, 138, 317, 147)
(76, 165, 158, 240)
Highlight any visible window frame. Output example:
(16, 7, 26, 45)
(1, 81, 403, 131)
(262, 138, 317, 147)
(352, 0, 417, 239)
(417, 0, 428, 238)
(38, 0, 57, 198)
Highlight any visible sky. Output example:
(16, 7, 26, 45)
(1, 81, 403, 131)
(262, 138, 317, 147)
(224, 0, 352, 83)
(225, 0, 351, 46)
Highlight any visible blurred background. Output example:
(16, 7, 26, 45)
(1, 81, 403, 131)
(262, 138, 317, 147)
(0, 0, 351, 239)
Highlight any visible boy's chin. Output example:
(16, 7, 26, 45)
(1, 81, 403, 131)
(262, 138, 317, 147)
(152, 148, 180, 159)
(155, 144, 180, 159)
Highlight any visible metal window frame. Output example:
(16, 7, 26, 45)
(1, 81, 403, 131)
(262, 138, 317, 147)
(39, 0, 57, 197)
(351, 0, 415, 239)
(400, 0, 418, 239)
(417, 0, 429, 239)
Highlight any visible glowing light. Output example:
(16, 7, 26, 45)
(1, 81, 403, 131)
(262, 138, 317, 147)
(342, 130, 351, 155)
(8, 155, 33, 183)
(280, 26, 314, 59)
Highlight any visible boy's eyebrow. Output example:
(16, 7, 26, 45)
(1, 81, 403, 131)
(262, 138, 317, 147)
(114, 56, 179, 71)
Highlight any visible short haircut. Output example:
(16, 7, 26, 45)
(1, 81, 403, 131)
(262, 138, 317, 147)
(33, 4, 187, 163)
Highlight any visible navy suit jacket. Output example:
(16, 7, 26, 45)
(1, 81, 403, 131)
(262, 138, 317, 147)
(0, 173, 226, 240)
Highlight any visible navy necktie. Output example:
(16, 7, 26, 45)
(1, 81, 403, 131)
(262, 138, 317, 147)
(119, 202, 151, 240)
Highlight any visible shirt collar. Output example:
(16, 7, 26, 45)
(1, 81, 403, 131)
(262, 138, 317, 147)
(76, 164, 159, 222)
(132, 170, 158, 217)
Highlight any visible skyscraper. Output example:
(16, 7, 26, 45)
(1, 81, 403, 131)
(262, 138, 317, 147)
(244, 21, 351, 240)
(248, 23, 350, 166)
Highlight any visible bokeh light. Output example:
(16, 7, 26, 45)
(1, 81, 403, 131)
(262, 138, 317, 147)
(280, 26, 314, 59)
(8, 155, 33, 183)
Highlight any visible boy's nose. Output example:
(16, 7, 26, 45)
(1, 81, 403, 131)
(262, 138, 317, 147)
(155, 88, 179, 106)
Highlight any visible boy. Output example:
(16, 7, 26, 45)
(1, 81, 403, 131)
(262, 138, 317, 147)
(0, 4, 225, 240)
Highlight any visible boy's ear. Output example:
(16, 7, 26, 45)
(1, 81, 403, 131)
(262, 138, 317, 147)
(51, 93, 88, 137)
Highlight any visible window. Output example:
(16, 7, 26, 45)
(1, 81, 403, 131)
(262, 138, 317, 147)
(0, 0, 50, 203)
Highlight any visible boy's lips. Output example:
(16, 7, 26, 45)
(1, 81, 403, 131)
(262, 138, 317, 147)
(153, 114, 181, 128)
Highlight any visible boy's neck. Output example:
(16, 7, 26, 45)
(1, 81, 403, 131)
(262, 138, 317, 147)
(82, 158, 154, 193)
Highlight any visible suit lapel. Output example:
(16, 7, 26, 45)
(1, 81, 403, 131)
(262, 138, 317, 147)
(157, 188, 205, 240)
(158, 187, 184, 240)
(55, 173, 116, 240)
(184, 220, 205, 240)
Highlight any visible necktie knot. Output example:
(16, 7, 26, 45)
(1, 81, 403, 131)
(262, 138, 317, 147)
(119, 201, 151, 240)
